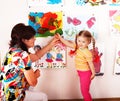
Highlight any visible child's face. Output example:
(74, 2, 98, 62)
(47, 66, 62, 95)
(77, 36, 90, 49)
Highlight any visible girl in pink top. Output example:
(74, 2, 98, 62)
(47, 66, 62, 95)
(56, 30, 95, 101)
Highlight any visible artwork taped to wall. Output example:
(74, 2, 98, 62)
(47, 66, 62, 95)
(27, 0, 63, 7)
(0, 53, 1, 70)
(114, 42, 120, 75)
(109, 10, 120, 36)
(109, 0, 120, 6)
(75, 0, 120, 6)
(31, 37, 67, 68)
(0, 52, 1, 97)
(89, 42, 105, 76)
(28, 11, 63, 37)
(63, 12, 97, 41)
(65, 0, 107, 6)
(75, 0, 107, 6)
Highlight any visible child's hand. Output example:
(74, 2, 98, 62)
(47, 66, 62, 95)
(49, 36, 60, 46)
(55, 33, 61, 40)
(91, 73, 95, 80)
(88, 61, 95, 80)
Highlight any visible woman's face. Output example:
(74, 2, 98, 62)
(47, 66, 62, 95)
(22, 36, 36, 48)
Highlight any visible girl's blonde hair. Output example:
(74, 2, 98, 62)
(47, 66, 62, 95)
(74, 30, 95, 53)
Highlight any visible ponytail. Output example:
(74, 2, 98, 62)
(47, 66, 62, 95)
(91, 37, 96, 58)
(69, 34, 78, 56)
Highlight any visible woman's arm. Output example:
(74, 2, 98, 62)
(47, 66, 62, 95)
(30, 36, 59, 62)
(55, 33, 75, 48)
(24, 69, 40, 86)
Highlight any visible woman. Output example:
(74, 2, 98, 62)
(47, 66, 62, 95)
(0, 23, 59, 101)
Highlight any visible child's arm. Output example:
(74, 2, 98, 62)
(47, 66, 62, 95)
(55, 33, 75, 49)
(88, 61, 95, 80)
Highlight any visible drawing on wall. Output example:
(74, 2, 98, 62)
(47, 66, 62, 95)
(63, 13, 97, 41)
(114, 42, 120, 75)
(27, 0, 63, 7)
(0, 53, 1, 70)
(0, 52, 1, 97)
(109, 10, 120, 36)
(76, 0, 107, 6)
(90, 43, 105, 76)
(28, 11, 66, 68)
(28, 11, 63, 37)
(33, 45, 42, 67)
(31, 37, 66, 68)
(109, 0, 120, 6)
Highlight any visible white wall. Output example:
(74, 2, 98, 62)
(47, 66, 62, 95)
(0, 0, 120, 100)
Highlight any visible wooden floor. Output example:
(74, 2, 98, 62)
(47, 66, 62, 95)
(49, 98, 120, 101)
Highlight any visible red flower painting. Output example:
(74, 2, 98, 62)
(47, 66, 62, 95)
(29, 12, 63, 37)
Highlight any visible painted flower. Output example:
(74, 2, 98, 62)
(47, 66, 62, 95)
(40, 12, 62, 30)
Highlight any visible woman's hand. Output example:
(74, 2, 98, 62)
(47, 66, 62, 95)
(49, 35, 60, 47)
(34, 69, 40, 78)
(54, 33, 75, 48)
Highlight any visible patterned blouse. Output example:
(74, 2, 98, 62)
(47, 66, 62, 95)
(0, 47, 32, 101)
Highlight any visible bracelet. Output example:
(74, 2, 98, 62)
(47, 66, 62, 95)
(25, 66, 31, 70)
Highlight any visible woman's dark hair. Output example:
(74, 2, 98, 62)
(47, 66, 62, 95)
(9, 23, 36, 52)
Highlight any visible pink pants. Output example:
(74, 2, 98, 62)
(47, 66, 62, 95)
(77, 70, 92, 101)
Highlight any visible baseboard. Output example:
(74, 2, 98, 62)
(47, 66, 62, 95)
(49, 99, 81, 101)
(93, 98, 120, 101)
(49, 98, 120, 101)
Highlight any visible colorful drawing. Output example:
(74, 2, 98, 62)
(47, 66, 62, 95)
(76, 0, 107, 6)
(46, 50, 54, 68)
(63, 13, 97, 41)
(31, 37, 66, 68)
(114, 42, 120, 75)
(109, 0, 120, 6)
(28, 11, 63, 37)
(90, 47, 104, 76)
(47, 0, 62, 4)
(0, 53, 1, 97)
(54, 43, 65, 67)
(86, 17, 96, 28)
(109, 10, 120, 36)
(27, 0, 63, 7)
(33, 45, 42, 68)
(67, 17, 81, 26)
(116, 50, 120, 66)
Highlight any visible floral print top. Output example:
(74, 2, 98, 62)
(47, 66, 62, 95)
(0, 47, 32, 101)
